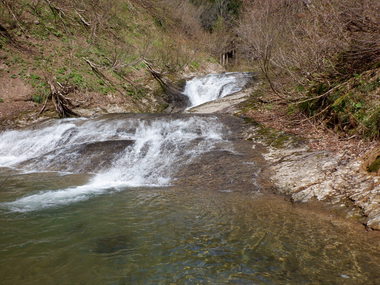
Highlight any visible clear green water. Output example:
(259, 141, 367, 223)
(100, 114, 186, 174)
(1, 172, 379, 285)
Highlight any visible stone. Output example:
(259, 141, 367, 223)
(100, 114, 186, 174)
(94, 234, 130, 254)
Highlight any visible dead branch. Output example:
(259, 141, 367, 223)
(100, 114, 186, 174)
(143, 59, 183, 95)
(43, 0, 66, 19)
(84, 58, 117, 89)
(1, 0, 26, 35)
(43, 0, 70, 33)
(86, 57, 139, 101)
(84, 58, 144, 111)
(75, 10, 91, 28)
(143, 59, 189, 111)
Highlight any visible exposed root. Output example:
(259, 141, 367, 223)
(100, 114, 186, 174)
(39, 81, 79, 118)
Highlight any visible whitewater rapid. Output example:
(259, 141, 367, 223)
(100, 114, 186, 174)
(183, 72, 252, 108)
(0, 115, 227, 212)
(0, 72, 253, 212)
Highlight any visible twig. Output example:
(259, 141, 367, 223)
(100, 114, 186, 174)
(38, 95, 49, 116)
(294, 81, 348, 105)
(297, 104, 331, 123)
(75, 10, 91, 27)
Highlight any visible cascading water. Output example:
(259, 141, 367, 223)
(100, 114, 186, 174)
(0, 115, 227, 212)
(0, 72, 254, 212)
(1, 73, 378, 285)
(183, 72, 253, 108)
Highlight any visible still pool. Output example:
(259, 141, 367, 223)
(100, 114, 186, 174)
(1, 181, 379, 284)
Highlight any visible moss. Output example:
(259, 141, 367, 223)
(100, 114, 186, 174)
(190, 60, 200, 70)
(367, 156, 380, 173)
(243, 117, 303, 148)
(297, 69, 380, 139)
(175, 79, 187, 90)
(239, 89, 265, 112)
(32, 94, 44, 103)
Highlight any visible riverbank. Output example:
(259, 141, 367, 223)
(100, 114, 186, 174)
(1, 68, 379, 230)
(186, 85, 380, 230)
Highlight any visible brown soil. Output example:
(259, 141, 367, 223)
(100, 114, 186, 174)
(0, 69, 145, 130)
(242, 93, 379, 159)
(0, 74, 39, 130)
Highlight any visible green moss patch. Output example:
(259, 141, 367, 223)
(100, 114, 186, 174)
(367, 156, 380, 173)
(298, 68, 380, 139)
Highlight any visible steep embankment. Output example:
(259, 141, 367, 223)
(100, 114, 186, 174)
(0, 0, 218, 128)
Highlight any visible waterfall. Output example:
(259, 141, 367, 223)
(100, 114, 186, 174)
(182, 72, 253, 108)
(0, 72, 254, 212)
(0, 115, 227, 212)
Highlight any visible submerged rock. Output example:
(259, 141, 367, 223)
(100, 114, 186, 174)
(94, 234, 130, 254)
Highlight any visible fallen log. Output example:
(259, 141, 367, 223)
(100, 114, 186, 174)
(143, 59, 189, 112)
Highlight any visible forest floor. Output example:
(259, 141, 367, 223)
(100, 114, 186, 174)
(241, 93, 379, 157)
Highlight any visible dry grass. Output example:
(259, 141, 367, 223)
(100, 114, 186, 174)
(237, 0, 380, 139)
(237, 0, 380, 89)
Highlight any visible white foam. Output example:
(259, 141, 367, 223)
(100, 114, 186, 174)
(183, 72, 252, 107)
(1, 116, 227, 212)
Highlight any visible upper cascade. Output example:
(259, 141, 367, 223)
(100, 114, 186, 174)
(182, 72, 253, 108)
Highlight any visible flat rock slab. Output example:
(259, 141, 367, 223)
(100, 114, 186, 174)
(186, 89, 252, 114)
(243, 125, 380, 230)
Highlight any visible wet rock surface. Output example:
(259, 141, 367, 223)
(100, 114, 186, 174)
(17, 140, 134, 173)
(186, 87, 254, 114)
(175, 143, 268, 193)
(243, 125, 380, 230)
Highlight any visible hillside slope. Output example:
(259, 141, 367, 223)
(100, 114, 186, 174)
(0, 0, 217, 127)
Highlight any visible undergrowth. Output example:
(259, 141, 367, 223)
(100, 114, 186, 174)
(0, 0, 216, 112)
(298, 69, 380, 139)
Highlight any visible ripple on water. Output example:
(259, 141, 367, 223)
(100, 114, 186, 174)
(0, 185, 379, 284)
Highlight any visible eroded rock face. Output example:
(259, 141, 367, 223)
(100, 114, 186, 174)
(18, 140, 135, 173)
(244, 125, 380, 230)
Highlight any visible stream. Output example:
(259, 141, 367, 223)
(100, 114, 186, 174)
(0, 73, 379, 284)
